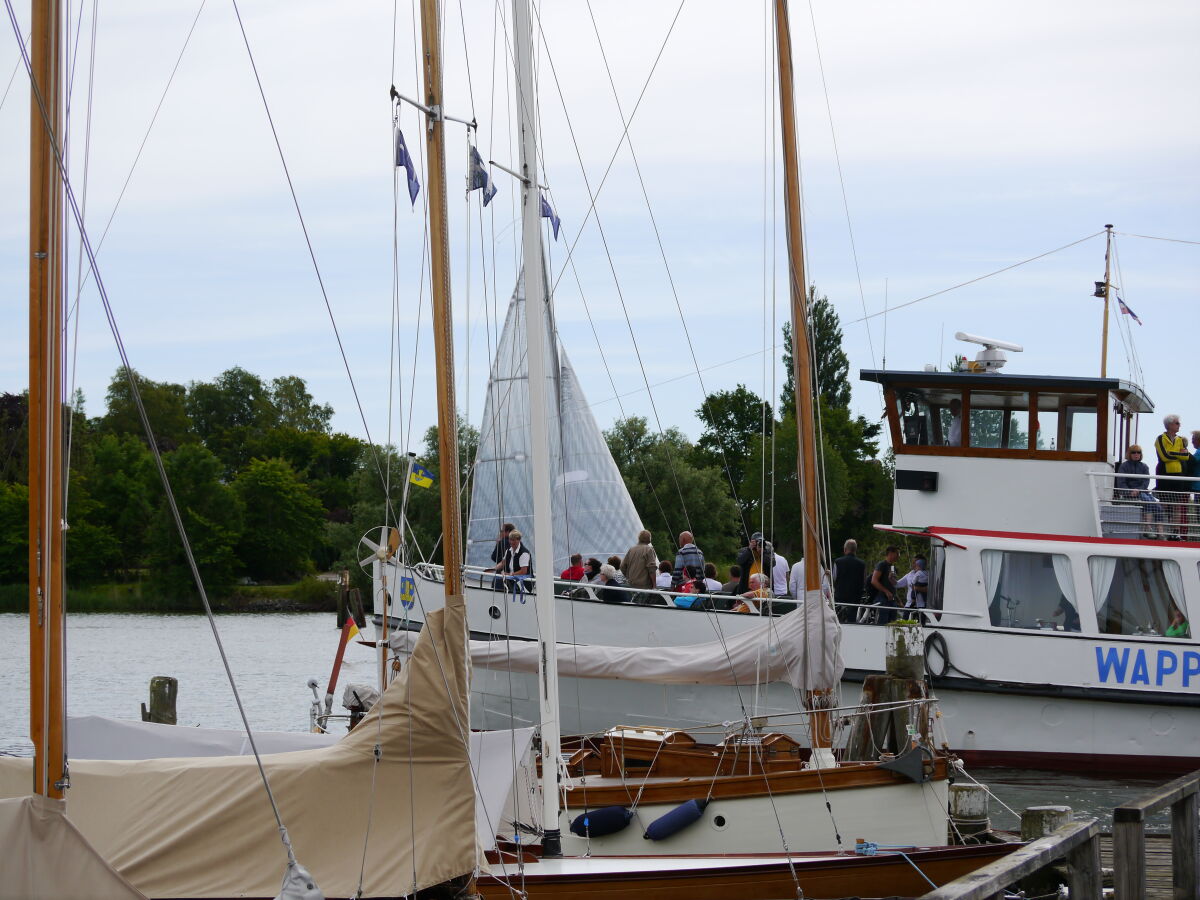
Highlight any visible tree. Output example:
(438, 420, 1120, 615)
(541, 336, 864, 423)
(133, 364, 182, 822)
(693, 384, 771, 518)
(270, 375, 333, 433)
(0, 392, 28, 484)
(234, 458, 326, 582)
(99, 370, 193, 450)
(245, 427, 364, 520)
(186, 367, 278, 474)
(87, 434, 158, 576)
(0, 481, 27, 582)
(147, 444, 244, 602)
(605, 416, 740, 564)
(780, 287, 851, 413)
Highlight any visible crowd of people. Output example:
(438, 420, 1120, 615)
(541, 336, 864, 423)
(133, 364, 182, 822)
(486, 521, 930, 620)
(1114, 413, 1200, 540)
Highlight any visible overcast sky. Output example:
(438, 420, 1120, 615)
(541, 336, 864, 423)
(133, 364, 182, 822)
(2, 1, 1197, 456)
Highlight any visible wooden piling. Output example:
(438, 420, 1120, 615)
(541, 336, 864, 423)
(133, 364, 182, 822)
(1020, 806, 1072, 897)
(140, 676, 177, 725)
(845, 621, 931, 759)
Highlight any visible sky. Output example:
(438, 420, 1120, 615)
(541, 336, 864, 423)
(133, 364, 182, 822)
(1, 0, 1197, 456)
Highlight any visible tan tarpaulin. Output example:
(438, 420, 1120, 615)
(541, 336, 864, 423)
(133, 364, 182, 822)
(0, 601, 476, 899)
(469, 588, 844, 692)
(0, 793, 146, 900)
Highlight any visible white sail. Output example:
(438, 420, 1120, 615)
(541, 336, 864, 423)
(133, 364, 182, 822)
(466, 273, 644, 571)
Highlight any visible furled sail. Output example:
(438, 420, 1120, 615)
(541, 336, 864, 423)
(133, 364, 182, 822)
(468, 590, 845, 693)
(466, 273, 644, 571)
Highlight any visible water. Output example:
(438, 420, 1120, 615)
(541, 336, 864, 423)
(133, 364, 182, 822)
(0, 612, 1173, 831)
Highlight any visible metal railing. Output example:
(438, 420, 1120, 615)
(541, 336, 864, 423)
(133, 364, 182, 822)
(1088, 470, 1200, 541)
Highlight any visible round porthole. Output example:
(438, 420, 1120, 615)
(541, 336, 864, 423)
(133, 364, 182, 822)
(488, 606, 502, 620)
(711, 814, 727, 831)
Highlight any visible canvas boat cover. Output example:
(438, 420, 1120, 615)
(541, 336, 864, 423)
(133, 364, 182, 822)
(465, 273, 645, 572)
(0, 793, 146, 900)
(469, 589, 844, 693)
(0, 601, 479, 899)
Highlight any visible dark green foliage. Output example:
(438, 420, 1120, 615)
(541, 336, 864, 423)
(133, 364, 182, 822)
(0, 481, 28, 582)
(100, 370, 193, 450)
(234, 458, 326, 582)
(86, 434, 156, 576)
(146, 444, 244, 603)
(604, 416, 741, 563)
(780, 289, 852, 413)
(693, 384, 771, 521)
(0, 392, 28, 484)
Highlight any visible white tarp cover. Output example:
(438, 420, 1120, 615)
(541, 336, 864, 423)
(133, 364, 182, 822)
(0, 603, 477, 899)
(0, 793, 146, 900)
(67, 715, 535, 853)
(469, 589, 844, 692)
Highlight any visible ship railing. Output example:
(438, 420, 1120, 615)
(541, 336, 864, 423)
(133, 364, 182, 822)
(1087, 470, 1200, 541)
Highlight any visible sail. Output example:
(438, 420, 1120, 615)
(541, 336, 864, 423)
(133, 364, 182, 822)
(0, 604, 479, 899)
(466, 273, 644, 572)
(468, 590, 845, 693)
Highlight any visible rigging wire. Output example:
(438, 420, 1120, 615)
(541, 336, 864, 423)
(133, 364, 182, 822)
(846, 231, 1106, 324)
(1117, 231, 1200, 246)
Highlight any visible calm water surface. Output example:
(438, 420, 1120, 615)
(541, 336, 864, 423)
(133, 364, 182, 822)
(0, 612, 1172, 831)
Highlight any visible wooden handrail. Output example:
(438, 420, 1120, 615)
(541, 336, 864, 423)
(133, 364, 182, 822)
(1113, 768, 1200, 900)
(921, 818, 1100, 900)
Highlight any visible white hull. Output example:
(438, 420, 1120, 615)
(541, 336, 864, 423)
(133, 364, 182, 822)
(556, 777, 950, 856)
(380, 551, 1198, 772)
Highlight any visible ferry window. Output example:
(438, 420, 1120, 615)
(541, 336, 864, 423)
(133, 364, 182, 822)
(895, 388, 940, 446)
(1090, 556, 1187, 637)
(1035, 406, 1059, 450)
(928, 545, 945, 611)
(967, 390, 1030, 450)
(1063, 395, 1098, 453)
(981, 549, 1079, 630)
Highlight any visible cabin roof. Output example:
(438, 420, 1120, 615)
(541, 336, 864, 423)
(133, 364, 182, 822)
(859, 369, 1154, 412)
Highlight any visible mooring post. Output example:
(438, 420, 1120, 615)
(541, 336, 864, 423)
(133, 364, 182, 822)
(1021, 806, 1072, 897)
(948, 784, 990, 844)
(140, 675, 178, 725)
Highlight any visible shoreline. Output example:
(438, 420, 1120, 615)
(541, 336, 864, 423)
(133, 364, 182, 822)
(0, 578, 338, 615)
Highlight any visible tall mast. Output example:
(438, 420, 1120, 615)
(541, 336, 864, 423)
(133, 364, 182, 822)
(775, 0, 834, 765)
(1100, 223, 1113, 377)
(28, 0, 67, 799)
(511, 0, 562, 858)
(418, 0, 464, 602)
(775, 0, 820, 595)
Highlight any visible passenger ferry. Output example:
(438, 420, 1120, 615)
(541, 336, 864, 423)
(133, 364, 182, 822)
(372, 346, 1197, 774)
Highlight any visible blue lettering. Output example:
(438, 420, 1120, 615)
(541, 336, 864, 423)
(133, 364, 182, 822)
(1130, 650, 1150, 685)
(1185, 652, 1200, 688)
(1155, 651, 1178, 686)
(1096, 646, 1129, 683)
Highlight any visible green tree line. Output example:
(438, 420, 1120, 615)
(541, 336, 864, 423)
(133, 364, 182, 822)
(1, 289, 892, 603)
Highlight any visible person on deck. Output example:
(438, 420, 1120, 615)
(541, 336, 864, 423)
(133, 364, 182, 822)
(672, 531, 705, 590)
(867, 546, 900, 625)
(732, 573, 770, 614)
(787, 557, 831, 603)
(655, 560, 674, 589)
(946, 398, 963, 447)
(606, 556, 630, 587)
(492, 529, 531, 597)
(832, 539, 867, 623)
(735, 532, 775, 594)
(584, 557, 603, 583)
(1116, 445, 1163, 539)
(621, 530, 659, 590)
(560, 553, 585, 582)
(703, 563, 723, 592)
(896, 555, 929, 611)
(771, 550, 789, 598)
(596, 564, 625, 603)
(719, 565, 741, 595)
(490, 523, 516, 565)
(1155, 414, 1191, 539)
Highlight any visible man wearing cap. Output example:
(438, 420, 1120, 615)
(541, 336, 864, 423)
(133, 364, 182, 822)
(735, 531, 775, 595)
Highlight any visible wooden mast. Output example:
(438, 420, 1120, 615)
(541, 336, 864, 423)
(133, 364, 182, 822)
(418, 0, 464, 603)
(28, 0, 66, 800)
(774, 0, 833, 759)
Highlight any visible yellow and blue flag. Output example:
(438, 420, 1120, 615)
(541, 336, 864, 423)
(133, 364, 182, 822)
(409, 463, 434, 489)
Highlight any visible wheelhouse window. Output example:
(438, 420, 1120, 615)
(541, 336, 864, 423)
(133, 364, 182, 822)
(968, 390, 1030, 449)
(981, 549, 1079, 630)
(1090, 556, 1187, 637)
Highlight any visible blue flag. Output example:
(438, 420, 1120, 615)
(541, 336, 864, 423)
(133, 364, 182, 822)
(468, 146, 497, 206)
(395, 128, 421, 206)
(540, 193, 561, 240)
(1117, 296, 1143, 325)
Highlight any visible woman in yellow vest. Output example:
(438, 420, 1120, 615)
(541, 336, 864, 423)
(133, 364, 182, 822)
(1154, 413, 1191, 539)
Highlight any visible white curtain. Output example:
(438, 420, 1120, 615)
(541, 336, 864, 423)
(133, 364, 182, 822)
(1050, 554, 1076, 607)
(1162, 560, 1185, 608)
(1088, 556, 1118, 612)
(980, 550, 1003, 602)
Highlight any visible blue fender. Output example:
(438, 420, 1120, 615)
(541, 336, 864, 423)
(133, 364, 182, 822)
(569, 805, 633, 837)
(643, 798, 709, 841)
